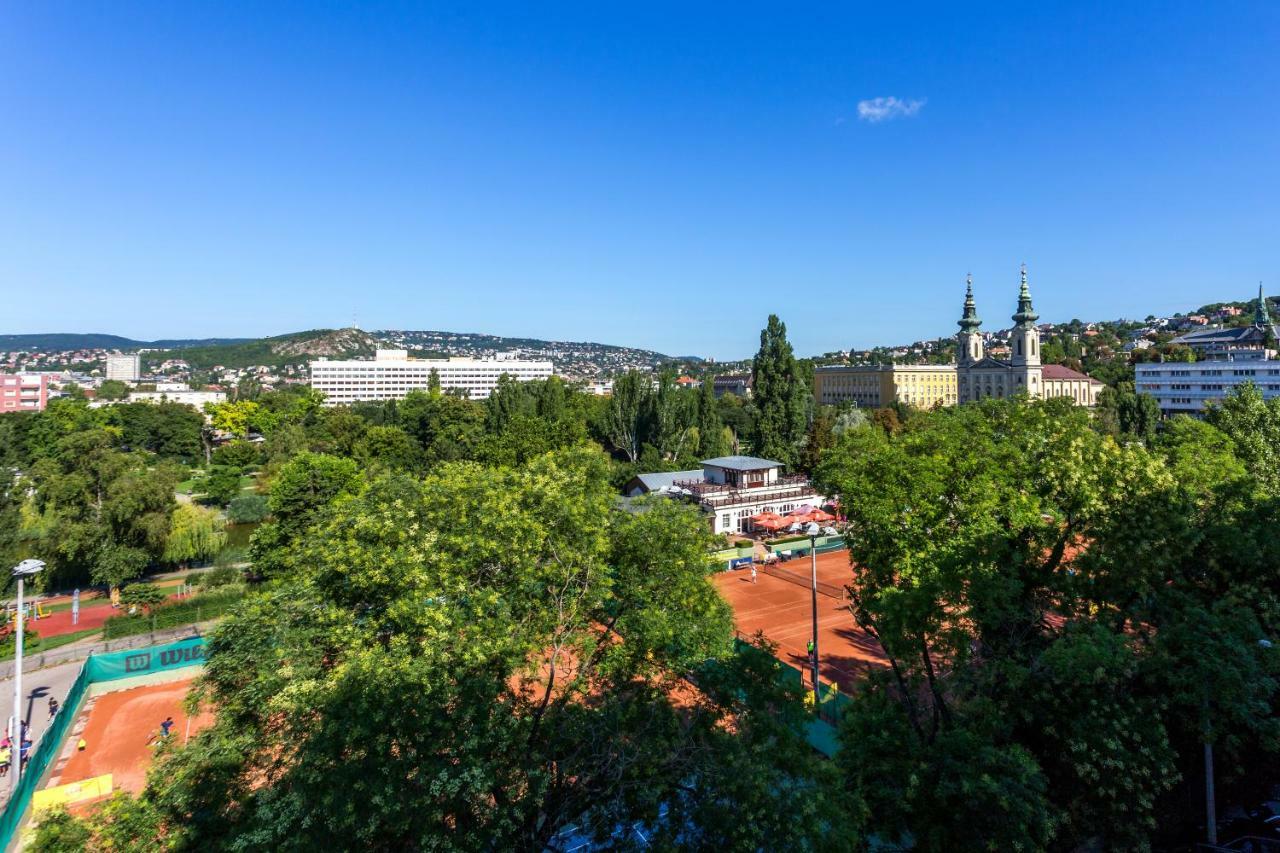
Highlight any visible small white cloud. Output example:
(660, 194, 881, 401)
(856, 96, 926, 123)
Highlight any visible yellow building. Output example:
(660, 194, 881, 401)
(813, 364, 958, 409)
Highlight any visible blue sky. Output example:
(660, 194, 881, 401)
(2, 2, 1278, 359)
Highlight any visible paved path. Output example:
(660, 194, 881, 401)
(0, 658, 84, 806)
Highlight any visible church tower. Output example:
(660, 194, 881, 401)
(1009, 264, 1042, 397)
(956, 274, 984, 403)
(957, 274, 983, 366)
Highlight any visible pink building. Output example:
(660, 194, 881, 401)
(0, 373, 52, 412)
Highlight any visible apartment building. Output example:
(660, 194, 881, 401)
(105, 353, 141, 382)
(310, 349, 554, 404)
(0, 373, 53, 412)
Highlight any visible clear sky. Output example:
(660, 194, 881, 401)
(2, 2, 1278, 359)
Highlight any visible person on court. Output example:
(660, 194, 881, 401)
(48, 697, 59, 720)
(807, 639, 815, 663)
(750, 564, 757, 584)
(160, 717, 175, 739)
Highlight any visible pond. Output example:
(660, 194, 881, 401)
(224, 522, 261, 550)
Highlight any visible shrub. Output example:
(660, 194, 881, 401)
(227, 494, 269, 524)
(198, 564, 242, 589)
(102, 586, 247, 639)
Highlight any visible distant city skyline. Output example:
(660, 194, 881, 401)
(3, 3, 1278, 360)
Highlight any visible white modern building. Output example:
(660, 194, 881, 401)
(625, 456, 824, 535)
(1135, 351, 1280, 417)
(105, 354, 141, 382)
(310, 349, 555, 404)
(1135, 286, 1280, 417)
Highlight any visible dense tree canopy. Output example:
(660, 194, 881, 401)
(52, 449, 850, 850)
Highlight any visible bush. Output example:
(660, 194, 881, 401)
(119, 584, 167, 614)
(212, 440, 261, 469)
(227, 494, 269, 524)
(102, 586, 247, 640)
(198, 564, 242, 589)
(201, 465, 243, 507)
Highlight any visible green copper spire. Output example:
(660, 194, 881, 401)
(1012, 263, 1038, 326)
(958, 273, 982, 331)
(1255, 282, 1271, 327)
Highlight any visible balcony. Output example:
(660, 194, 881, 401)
(672, 475, 819, 510)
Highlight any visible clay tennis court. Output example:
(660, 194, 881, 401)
(56, 678, 213, 795)
(713, 548, 887, 692)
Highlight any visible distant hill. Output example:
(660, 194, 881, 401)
(0, 333, 252, 351)
(2, 328, 699, 377)
(379, 329, 697, 377)
(144, 329, 379, 370)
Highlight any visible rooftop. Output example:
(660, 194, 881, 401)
(701, 455, 784, 471)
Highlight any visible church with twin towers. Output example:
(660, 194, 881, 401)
(955, 265, 1103, 406)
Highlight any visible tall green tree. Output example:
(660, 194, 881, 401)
(750, 315, 808, 465)
(71, 449, 851, 849)
(695, 377, 729, 458)
(603, 370, 650, 463)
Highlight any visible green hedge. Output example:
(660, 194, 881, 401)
(101, 586, 247, 639)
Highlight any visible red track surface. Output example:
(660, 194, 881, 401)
(58, 678, 213, 795)
(27, 605, 114, 638)
(713, 549, 887, 692)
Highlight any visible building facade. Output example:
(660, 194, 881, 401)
(310, 349, 554, 404)
(105, 354, 141, 382)
(625, 456, 823, 535)
(1135, 288, 1280, 416)
(1135, 351, 1280, 416)
(0, 373, 52, 412)
(813, 363, 957, 408)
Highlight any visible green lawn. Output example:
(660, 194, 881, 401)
(0, 627, 101, 662)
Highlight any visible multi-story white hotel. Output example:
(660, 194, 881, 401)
(310, 350, 554, 404)
(1135, 352, 1280, 417)
(1135, 286, 1280, 417)
(104, 353, 141, 382)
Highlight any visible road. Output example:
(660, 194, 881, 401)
(0, 657, 84, 805)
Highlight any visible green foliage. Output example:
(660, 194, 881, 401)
(30, 807, 92, 851)
(120, 582, 167, 613)
(163, 503, 227, 565)
(226, 493, 269, 524)
(101, 586, 246, 639)
(211, 440, 261, 469)
(750, 315, 809, 466)
(96, 379, 131, 401)
(98, 448, 846, 849)
(200, 465, 243, 507)
(816, 395, 1280, 849)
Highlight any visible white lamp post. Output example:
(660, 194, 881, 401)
(806, 522, 821, 708)
(10, 559, 44, 791)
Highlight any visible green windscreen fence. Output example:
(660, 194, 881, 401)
(0, 636, 208, 850)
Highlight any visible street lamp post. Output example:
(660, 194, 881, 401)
(806, 522, 821, 708)
(10, 559, 44, 792)
(1203, 637, 1273, 845)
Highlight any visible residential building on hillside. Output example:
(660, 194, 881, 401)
(103, 389, 227, 408)
(813, 363, 957, 408)
(0, 373, 53, 412)
(310, 349, 554, 404)
(1172, 285, 1278, 360)
(625, 455, 823, 535)
(711, 374, 751, 397)
(105, 353, 141, 382)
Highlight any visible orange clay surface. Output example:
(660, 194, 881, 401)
(58, 678, 213, 795)
(712, 548, 887, 692)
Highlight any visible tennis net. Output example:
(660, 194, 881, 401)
(761, 563, 847, 601)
